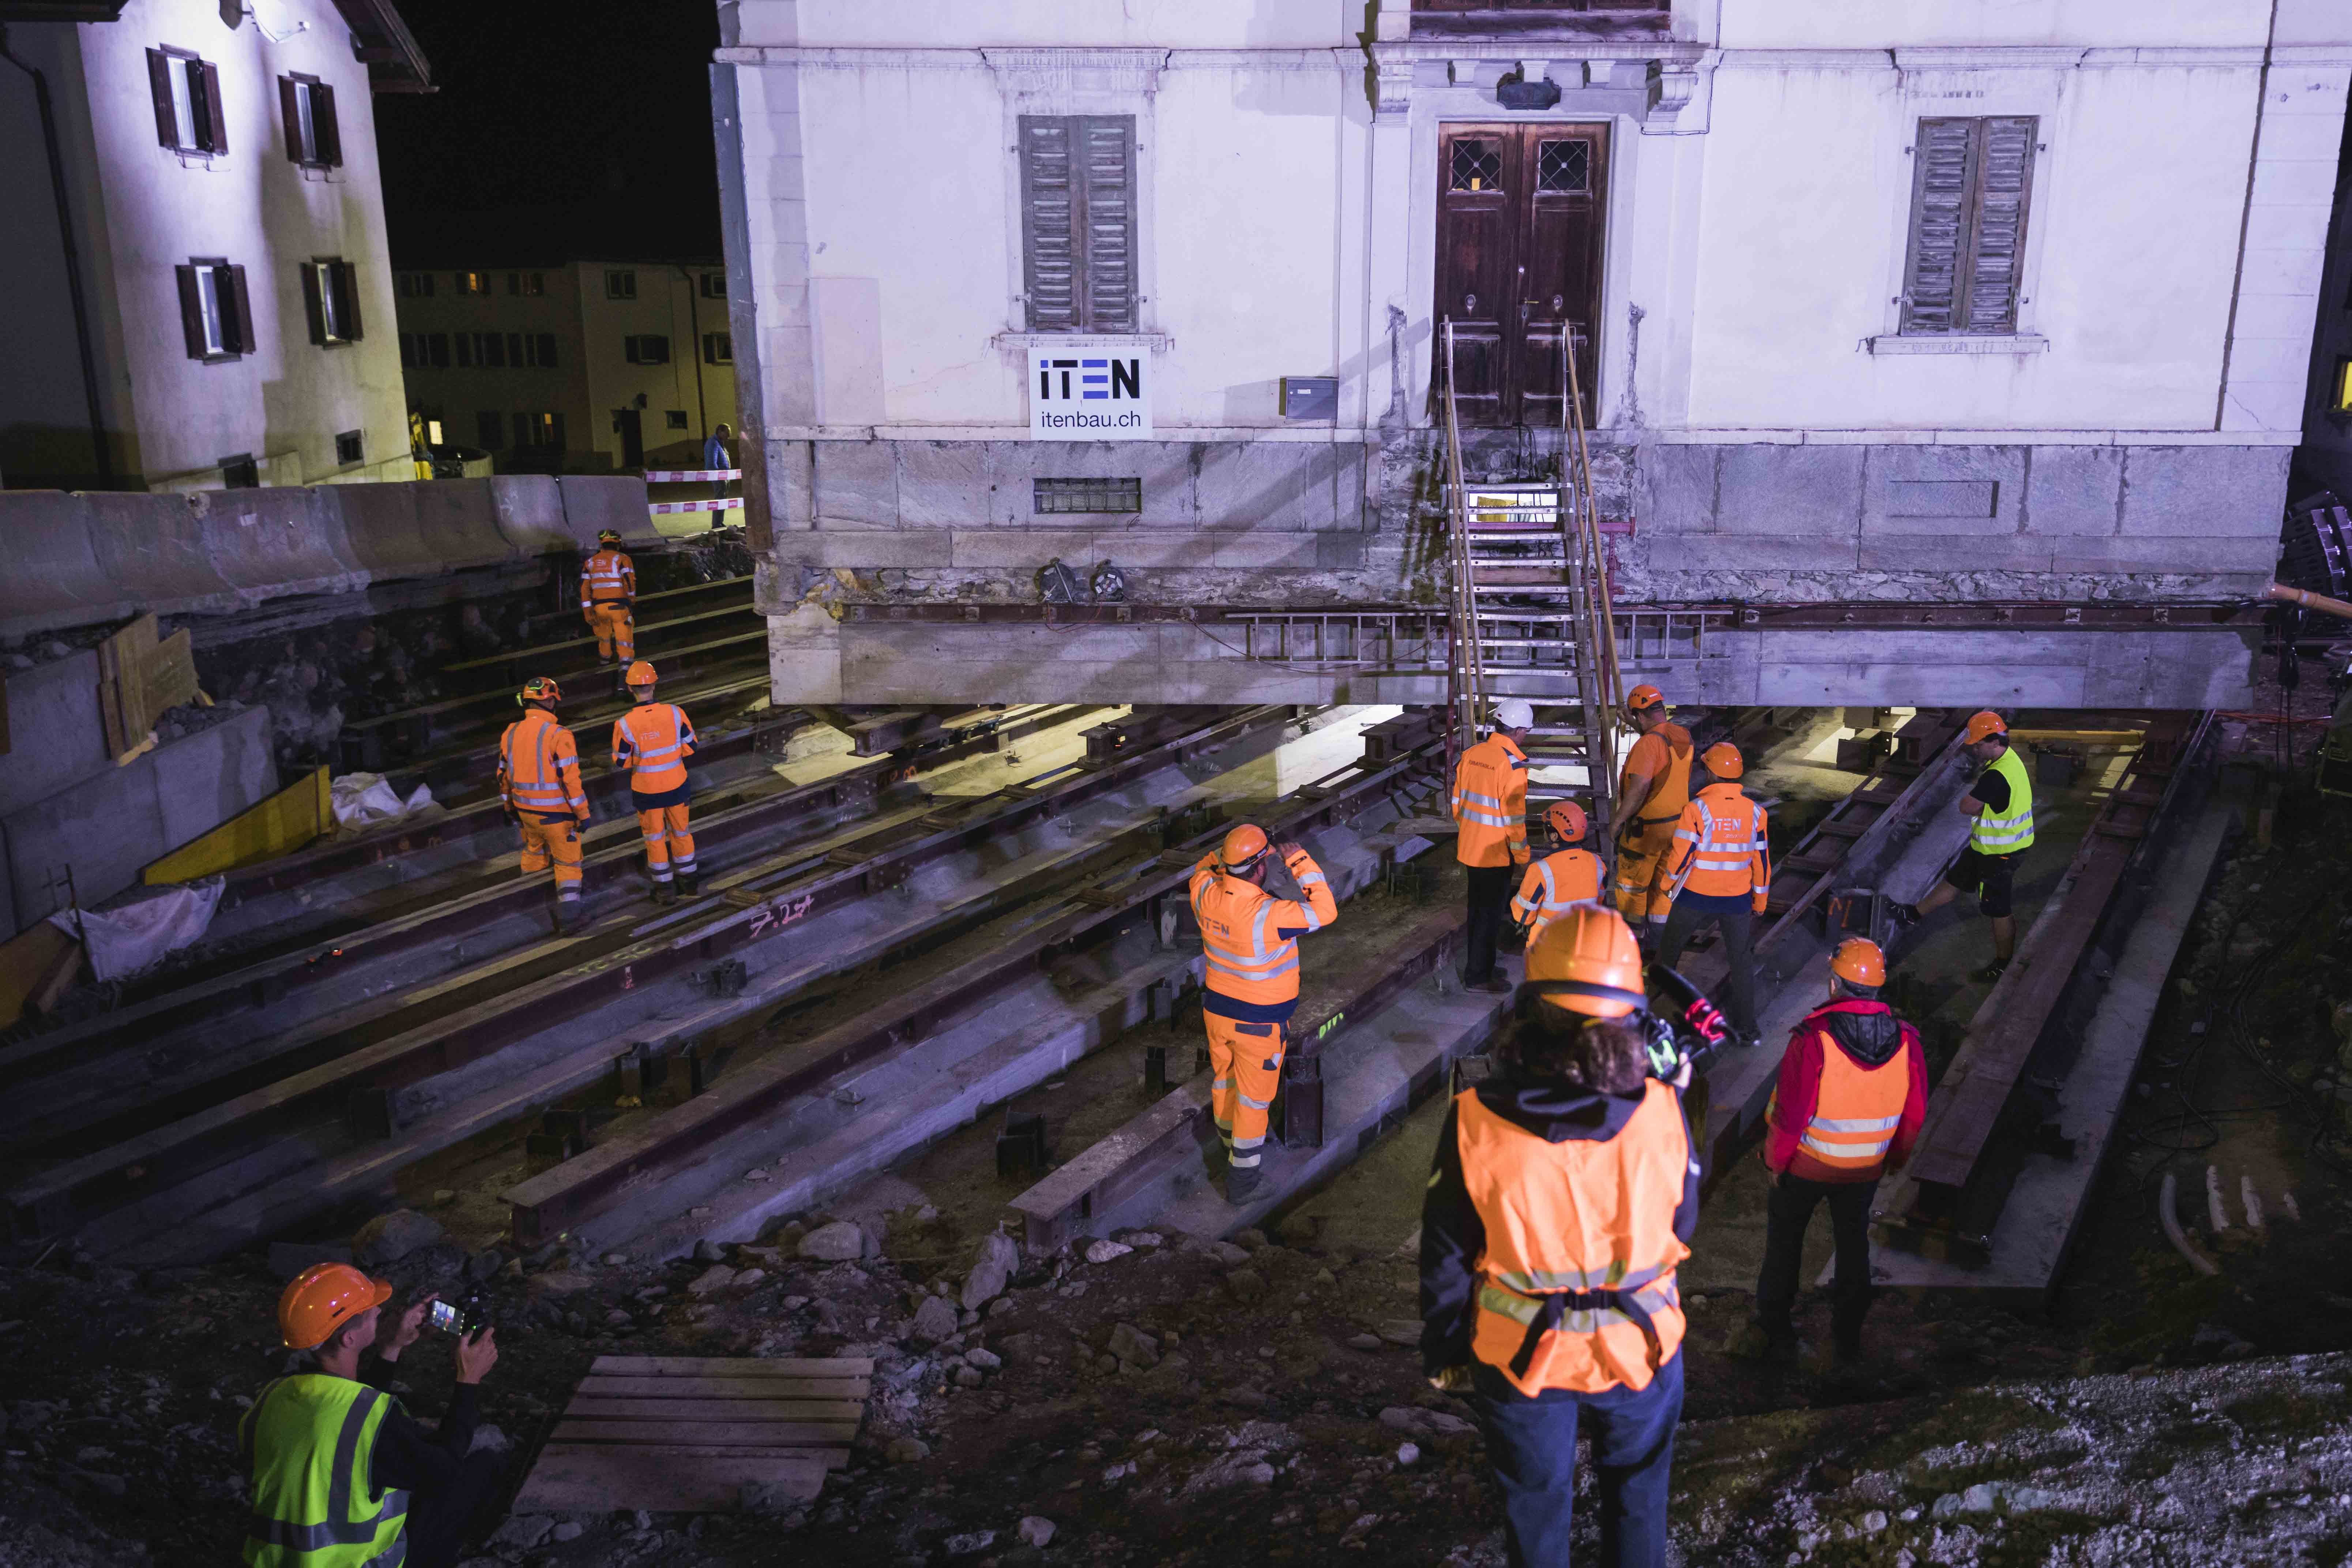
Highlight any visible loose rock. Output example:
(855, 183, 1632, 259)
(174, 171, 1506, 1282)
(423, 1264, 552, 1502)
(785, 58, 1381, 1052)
(799, 1221, 865, 1262)
(961, 1232, 1020, 1310)
(1108, 1322, 1162, 1368)
(1018, 1515, 1057, 1548)
(1225, 1269, 1265, 1304)
(910, 1294, 959, 1343)
(686, 1266, 738, 1296)
(351, 1210, 445, 1267)
(1085, 1239, 1133, 1265)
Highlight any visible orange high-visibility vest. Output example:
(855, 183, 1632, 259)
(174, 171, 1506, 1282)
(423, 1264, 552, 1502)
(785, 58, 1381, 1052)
(611, 703, 696, 794)
(580, 549, 635, 607)
(499, 709, 586, 819)
(1511, 849, 1603, 939)
(1666, 783, 1769, 900)
(1452, 733, 1530, 868)
(1772, 1029, 1913, 1177)
(1458, 1080, 1690, 1396)
(1619, 723, 1693, 828)
(1188, 852, 1338, 1011)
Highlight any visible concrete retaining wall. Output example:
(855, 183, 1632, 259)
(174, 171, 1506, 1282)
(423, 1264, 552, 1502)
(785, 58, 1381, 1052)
(0, 652, 111, 820)
(0, 476, 659, 641)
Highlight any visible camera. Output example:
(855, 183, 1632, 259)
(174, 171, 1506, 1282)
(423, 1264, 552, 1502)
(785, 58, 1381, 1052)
(424, 1295, 489, 1336)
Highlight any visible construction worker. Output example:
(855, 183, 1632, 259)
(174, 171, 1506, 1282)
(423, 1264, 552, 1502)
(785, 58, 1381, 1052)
(1612, 685, 1694, 945)
(1656, 741, 1770, 1049)
(1748, 938, 1927, 1365)
(1187, 824, 1339, 1204)
(611, 660, 699, 906)
(580, 527, 637, 677)
(244, 1262, 503, 1568)
(1892, 709, 2033, 982)
(1510, 800, 1603, 947)
(1421, 905, 1699, 1568)
(498, 677, 591, 932)
(1453, 697, 1535, 993)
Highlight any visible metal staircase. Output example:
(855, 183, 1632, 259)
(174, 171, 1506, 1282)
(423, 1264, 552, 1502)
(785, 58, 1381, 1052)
(1438, 319, 1626, 842)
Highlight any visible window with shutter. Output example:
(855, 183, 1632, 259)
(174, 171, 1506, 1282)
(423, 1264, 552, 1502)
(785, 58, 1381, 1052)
(1900, 116, 2037, 336)
(199, 61, 226, 155)
(1018, 114, 1139, 333)
(334, 260, 362, 340)
(151, 48, 224, 154)
(535, 332, 558, 368)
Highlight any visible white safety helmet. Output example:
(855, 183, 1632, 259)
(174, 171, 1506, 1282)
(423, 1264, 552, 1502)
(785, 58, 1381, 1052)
(1492, 698, 1535, 732)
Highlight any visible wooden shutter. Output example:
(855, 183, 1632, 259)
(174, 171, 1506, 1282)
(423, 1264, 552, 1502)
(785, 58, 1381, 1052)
(1900, 119, 1974, 334)
(300, 262, 327, 344)
(149, 49, 180, 147)
(1901, 116, 2035, 335)
(226, 265, 252, 353)
(1078, 118, 1137, 332)
(279, 76, 302, 160)
(314, 82, 342, 168)
(175, 264, 207, 357)
(199, 61, 226, 155)
(1018, 117, 1078, 331)
(335, 261, 362, 340)
(536, 332, 557, 367)
(1965, 117, 2034, 334)
(1017, 115, 1139, 333)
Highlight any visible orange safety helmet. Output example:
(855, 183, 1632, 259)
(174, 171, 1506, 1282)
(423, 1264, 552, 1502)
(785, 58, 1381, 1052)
(518, 676, 563, 706)
(1218, 824, 1272, 874)
(276, 1261, 391, 1350)
(1524, 903, 1646, 1019)
(1701, 741, 1744, 780)
(1626, 684, 1666, 714)
(1831, 937, 1886, 988)
(596, 529, 625, 546)
(1545, 800, 1587, 842)
(1964, 710, 2009, 745)
(624, 659, 658, 688)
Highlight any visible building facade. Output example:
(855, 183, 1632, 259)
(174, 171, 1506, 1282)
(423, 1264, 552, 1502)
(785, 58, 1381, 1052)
(391, 259, 739, 475)
(712, 0, 2352, 708)
(0, 0, 426, 492)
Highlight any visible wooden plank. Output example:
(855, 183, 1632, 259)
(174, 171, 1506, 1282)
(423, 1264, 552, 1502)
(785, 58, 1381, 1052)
(516, 1446, 827, 1513)
(0, 922, 80, 1032)
(577, 1375, 871, 1400)
(588, 1355, 874, 1377)
(541, 1443, 850, 1470)
(564, 1397, 865, 1421)
(143, 626, 200, 715)
(143, 765, 331, 884)
(550, 1420, 859, 1446)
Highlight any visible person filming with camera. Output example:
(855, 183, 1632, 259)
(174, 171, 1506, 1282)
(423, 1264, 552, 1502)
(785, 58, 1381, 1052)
(240, 1262, 506, 1568)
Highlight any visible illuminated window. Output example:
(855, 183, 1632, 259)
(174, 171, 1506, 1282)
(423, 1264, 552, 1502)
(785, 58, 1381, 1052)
(2334, 357, 2352, 414)
(456, 270, 490, 296)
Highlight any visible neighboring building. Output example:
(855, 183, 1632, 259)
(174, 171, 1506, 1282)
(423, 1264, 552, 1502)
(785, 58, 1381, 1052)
(390, 259, 738, 474)
(2300, 106, 2352, 502)
(0, 0, 427, 491)
(712, 0, 2352, 709)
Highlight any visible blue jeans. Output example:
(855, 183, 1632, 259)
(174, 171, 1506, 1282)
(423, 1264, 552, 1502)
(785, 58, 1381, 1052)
(1468, 1351, 1683, 1568)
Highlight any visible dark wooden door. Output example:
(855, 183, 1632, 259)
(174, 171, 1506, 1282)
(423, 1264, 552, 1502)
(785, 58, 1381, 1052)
(614, 408, 644, 469)
(1434, 122, 1609, 428)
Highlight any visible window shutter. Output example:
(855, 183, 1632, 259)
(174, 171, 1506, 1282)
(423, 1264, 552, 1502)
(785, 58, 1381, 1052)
(1018, 117, 1079, 332)
(1964, 117, 2035, 334)
(1900, 118, 1974, 335)
(149, 50, 180, 147)
(536, 332, 557, 367)
(279, 76, 302, 161)
(507, 331, 523, 365)
(314, 82, 341, 168)
(1079, 117, 1137, 332)
(226, 265, 252, 353)
(200, 62, 227, 155)
(175, 264, 207, 357)
(335, 261, 362, 340)
(300, 262, 327, 344)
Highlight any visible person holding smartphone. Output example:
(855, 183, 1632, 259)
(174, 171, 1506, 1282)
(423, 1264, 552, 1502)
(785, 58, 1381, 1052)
(242, 1263, 506, 1568)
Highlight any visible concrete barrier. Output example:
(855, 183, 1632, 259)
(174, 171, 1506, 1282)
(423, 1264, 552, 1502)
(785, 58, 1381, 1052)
(192, 486, 367, 601)
(559, 475, 655, 548)
(414, 478, 523, 570)
(86, 491, 242, 618)
(0, 491, 119, 635)
(332, 480, 445, 579)
(0, 653, 111, 820)
(489, 474, 573, 556)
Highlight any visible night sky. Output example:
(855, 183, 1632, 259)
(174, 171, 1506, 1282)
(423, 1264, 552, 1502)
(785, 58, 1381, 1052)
(375, 0, 723, 265)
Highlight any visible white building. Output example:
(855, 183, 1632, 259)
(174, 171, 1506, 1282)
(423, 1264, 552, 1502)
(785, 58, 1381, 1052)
(0, 0, 425, 492)
(713, 0, 2352, 708)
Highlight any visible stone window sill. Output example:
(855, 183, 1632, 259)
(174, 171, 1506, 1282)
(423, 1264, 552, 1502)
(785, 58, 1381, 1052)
(991, 331, 1173, 353)
(1866, 334, 2049, 356)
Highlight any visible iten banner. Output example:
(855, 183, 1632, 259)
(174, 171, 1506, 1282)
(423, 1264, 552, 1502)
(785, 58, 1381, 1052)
(1030, 344, 1152, 440)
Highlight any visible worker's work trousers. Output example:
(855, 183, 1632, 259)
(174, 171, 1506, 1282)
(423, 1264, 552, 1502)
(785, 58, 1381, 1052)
(1757, 1174, 1879, 1353)
(1463, 863, 1517, 986)
(1205, 1013, 1286, 1169)
(1656, 891, 1757, 1037)
(1469, 1351, 1683, 1568)
(1613, 819, 1677, 931)
(518, 814, 584, 903)
(637, 802, 696, 883)
(586, 602, 634, 662)
(404, 1450, 510, 1568)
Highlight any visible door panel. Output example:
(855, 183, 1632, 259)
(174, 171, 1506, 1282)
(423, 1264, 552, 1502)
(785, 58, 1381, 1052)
(1435, 125, 1517, 427)
(1519, 125, 1607, 429)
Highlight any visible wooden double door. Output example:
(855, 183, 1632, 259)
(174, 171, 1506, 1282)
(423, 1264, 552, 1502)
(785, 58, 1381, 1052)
(1435, 122, 1609, 429)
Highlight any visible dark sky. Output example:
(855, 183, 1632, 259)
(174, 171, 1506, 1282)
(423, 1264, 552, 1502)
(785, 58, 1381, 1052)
(375, 0, 722, 265)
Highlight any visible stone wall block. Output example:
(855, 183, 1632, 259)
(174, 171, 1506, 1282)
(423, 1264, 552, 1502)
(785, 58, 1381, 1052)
(896, 443, 988, 527)
(2022, 447, 2124, 536)
(813, 440, 899, 526)
(1858, 536, 2057, 572)
(1862, 445, 2022, 536)
(1634, 444, 1718, 534)
(1715, 445, 1865, 536)
(1196, 443, 1346, 531)
(1645, 535, 1861, 571)
(2117, 446, 2292, 537)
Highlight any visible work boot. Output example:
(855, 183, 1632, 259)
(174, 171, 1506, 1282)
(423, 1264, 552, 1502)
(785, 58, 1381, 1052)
(1226, 1165, 1265, 1206)
(1466, 976, 1511, 996)
(1973, 960, 2008, 984)
(677, 871, 701, 897)
(1888, 902, 1923, 930)
(652, 882, 678, 908)
(1733, 1029, 1764, 1052)
(553, 900, 580, 936)
(1728, 1321, 1799, 1364)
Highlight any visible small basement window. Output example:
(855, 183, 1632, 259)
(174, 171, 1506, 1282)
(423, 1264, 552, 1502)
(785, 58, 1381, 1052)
(1034, 477, 1142, 515)
(335, 429, 363, 464)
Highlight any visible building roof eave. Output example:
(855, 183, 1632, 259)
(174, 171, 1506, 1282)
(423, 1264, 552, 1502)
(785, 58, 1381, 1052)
(329, 0, 433, 94)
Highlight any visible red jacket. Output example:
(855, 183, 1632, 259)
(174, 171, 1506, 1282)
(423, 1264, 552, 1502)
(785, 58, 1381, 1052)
(1763, 999, 1927, 1183)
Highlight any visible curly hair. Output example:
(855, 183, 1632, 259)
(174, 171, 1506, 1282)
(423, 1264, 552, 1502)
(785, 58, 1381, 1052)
(1497, 992, 1649, 1095)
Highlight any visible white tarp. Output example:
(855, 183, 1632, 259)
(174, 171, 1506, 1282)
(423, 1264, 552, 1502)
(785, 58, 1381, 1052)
(330, 772, 437, 829)
(51, 877, 224, 982)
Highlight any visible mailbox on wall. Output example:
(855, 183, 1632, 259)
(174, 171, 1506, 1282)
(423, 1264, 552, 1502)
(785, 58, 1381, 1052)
(1279, 376, 1337, 420)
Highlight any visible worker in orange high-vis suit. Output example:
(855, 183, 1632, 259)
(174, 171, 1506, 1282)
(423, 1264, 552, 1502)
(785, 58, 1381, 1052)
(1510, 800, 1603, 948)
(1187, 824, 1339, 1205)
(1453, 697, 1535, 994)
(1749, 938, 1927, 1366)
(611, 661, 699, 907)
(580, 528, 637, 679)
(1613, 685, 1693, 945)
(498, 677, 591, 933)
(1422, 906, 1700, 1568)
(1656, 741, 1770, 1050)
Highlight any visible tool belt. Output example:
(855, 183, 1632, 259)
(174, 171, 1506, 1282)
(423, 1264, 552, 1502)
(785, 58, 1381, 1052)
(1505, 1286, 1666, 1379)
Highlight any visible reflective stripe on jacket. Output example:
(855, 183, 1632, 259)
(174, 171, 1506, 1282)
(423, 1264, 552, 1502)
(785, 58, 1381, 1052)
(1187, 849, 1339, 1017)
(499, 710, 587, 818)
(1665, 783, 1770, 900)
(1452, 733, 1530, 868)
(238, 1374, 409, 1568)
(580, 548, 635, 606)
(1511, 849, 1603, 939)
(1766, 1001, 1926, 1182)
(1457, 1080, 1691, 1396)
(1970, 747, 2036, 854)
(612, 702, 696, 794)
